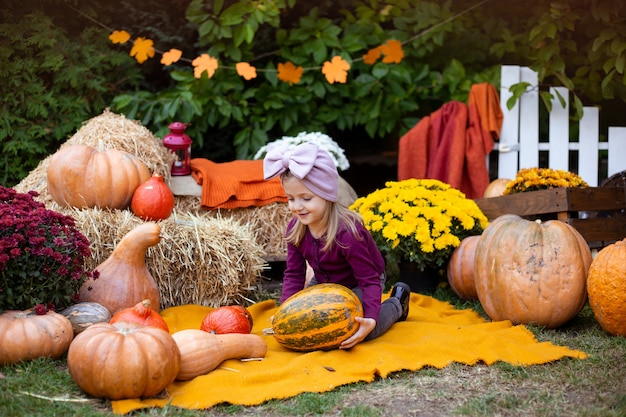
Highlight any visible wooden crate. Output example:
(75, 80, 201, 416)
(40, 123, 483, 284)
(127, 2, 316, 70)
(474, 187, 626, 248)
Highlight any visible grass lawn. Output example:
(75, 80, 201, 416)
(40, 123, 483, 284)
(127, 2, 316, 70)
(1, 286, 625, 417)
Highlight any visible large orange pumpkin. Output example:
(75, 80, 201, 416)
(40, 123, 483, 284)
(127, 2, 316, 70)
(67, 321, 180, 400)
(474, 214, 591, 328)
(47, 143, 150, 209)
(586, 238, 626, 336)
(0, 309, 74, 365)
(446, 235, 480, 300)
(131, 173, 175, 221)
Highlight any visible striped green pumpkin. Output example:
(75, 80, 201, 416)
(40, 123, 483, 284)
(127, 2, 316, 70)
(271, 283, 364, 352)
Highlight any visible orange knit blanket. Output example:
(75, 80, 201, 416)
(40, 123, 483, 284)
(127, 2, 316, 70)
(397, 83, 503, 199)
(190, 159, 287, 209)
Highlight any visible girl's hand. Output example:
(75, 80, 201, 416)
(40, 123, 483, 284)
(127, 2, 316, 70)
(339, 317, 376, 349)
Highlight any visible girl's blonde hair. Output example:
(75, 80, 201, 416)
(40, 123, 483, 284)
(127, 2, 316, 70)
(282, 171, 363, 251)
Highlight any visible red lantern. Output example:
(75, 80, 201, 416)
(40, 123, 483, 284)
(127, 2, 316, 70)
(162, 122, 192, 176)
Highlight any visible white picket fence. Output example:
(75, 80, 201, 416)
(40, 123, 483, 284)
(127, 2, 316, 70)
(495, 65, 626, 186)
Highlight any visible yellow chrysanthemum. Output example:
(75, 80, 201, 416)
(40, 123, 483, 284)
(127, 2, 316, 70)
(350, 178, 488, 270)
(504, 167, 588, 194)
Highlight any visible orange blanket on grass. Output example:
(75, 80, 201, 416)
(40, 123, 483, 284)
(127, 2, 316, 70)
(112, 293, 586, 415)
(190, 158, 287, 209)
(398, 83, 503, 199)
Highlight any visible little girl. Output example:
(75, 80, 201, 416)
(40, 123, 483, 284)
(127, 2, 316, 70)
(263, 142, 410, 349)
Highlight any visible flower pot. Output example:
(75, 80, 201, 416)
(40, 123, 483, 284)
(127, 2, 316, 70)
(398, 262, 441, 292)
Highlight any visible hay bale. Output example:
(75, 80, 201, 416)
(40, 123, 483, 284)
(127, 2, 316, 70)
(174, 197, 290, 260)
(60, 207, 265, 308)
(12, 110, 267, 307)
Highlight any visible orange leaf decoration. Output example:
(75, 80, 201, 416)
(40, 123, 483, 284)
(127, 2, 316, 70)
(363, 46, 383, 65)
(277, 61, 303, 85)
(381, 39, 404, 64)
(109, 30, 131, 45)
(192, 54, 219, 78)
(236, 62, 257, 80)
(130, 37, 155, 64)
(322, 56, 351, 84)
(161, 48, 182, 66)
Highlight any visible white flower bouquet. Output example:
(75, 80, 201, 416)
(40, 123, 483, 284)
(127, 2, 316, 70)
(253, 131, 350, 171)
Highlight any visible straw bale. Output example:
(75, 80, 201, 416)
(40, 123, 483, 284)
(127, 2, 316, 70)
(58, 206, 265, 308)
(12, 109, 281, 306)
(173, 197, 290, 259)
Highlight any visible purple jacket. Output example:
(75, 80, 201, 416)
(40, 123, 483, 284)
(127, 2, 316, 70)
(281, 217, 386, 320)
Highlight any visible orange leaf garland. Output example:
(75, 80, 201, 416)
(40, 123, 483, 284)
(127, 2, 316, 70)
(236, 62, 257, 80)
(322, 56, 351, 84)
(109, 30, 131, 44)
(161, 49, 182, 66)
(381, 39, 404, 64)
(277, 61, 303, 85)
(192, 54, 219, 78)
(363, 46, 383, 65)
(110, 25, 405, 82)
(130, 37, 155, 64)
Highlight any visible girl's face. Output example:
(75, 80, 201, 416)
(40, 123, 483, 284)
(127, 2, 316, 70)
(282, 175, 328, 237)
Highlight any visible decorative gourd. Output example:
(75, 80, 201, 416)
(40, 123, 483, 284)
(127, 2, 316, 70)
(110, 299, 169, 332)
(47, 143, 150, 209)
(483, 178, 511, 198)
(171, 329, 267, 381)
(0, 309, 74, 365)
(131, 173, 175, 221)
(60, 302, 112, 335)
(78, 222, 162, 315)
(270, 283, 363, 352)
(474, 214, 591, 329)
(446, 235, 480, 300)
(67, 321, 180, 400)
(586, 238, 626, 336)
(200, 305, 253, 334)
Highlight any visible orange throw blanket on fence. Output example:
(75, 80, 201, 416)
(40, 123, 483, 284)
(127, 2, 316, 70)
(398, 83, 503, 199)
(190, 158, 287, 209)
(111, 293, 587, 415)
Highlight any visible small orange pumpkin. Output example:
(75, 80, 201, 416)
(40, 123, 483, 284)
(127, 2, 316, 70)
(483, 178, 511, 198)
(200, 305, 253, 334)
(47, 143, 150, 209)
(474, 214, 591, 329)
(131, 173, 175, 221)
(446, 235, 480, 300)
(587, 238, 626, 336)
(110, 299, 169, 332)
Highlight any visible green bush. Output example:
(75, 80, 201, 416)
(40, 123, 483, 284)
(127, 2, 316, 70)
(0, 4, 142, 187)
(111, 0, 503, 160)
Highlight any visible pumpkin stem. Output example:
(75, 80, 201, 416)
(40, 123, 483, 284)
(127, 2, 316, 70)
(136, 299, 152, 318)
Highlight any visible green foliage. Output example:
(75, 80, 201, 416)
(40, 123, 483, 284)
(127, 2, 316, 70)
(0, 3, 142, 187)
(492, 0, 626, 119)
(5, 0, 626, 183)
(112, 0, 501, 160)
